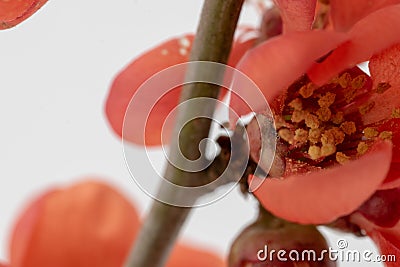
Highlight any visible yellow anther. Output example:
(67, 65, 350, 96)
(275, 116, 290, 129)
(344, 88, 357, 103)
(340, 121, 356, 135)
(330, 127, 345, 145)
(337, 73, 351, 88)
(364, 127, 379, 138)
(321, 144, 336, 157)
(318, 92, 336, 108)
(331, 112, 344, 125)
(321, 131, 335, 146)
(294, 128, 308, 144)
(299, 83, 316, 98)
(291, 110, 306, 123)
(336, 152, 350, 164)
(379, 131, 393, 140)
(278, 128, 295, 144)
(357, 142, 369, 155)
(288, 98, 303, 110)
(308, 145, 321, 160)
(392, 108, 400, 119)
(316, 107, 332, 122)
(305, 113, 320, 129)
(308, 128, 322, 144)
(351, 75, 366, 89)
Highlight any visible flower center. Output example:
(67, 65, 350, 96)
(274, 67, 392, 167)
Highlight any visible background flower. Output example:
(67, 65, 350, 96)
(4, 180, 225, 267)
(0, 0, 47, 29)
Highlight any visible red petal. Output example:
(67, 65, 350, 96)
(358, 188, 400, 228)
(362, 44, 400, 124)
(105, 34, 252, 146)
(229, 38, 256, 67)
(377, 119, 400, 189)
(0, 264, 8, 267)
(167, 244, 225, 267)
(371, 231, 400, 267)
(0, 0, 47, 29)
(9, 190, 56, 267)
(249, 141, 392, 224)
(105, 35, 193, 146)
(273, 0, 317, 32)
(309, 4, 400, 85)
(10, 180, 140, 267)
(351, 213, 400, 266)
(370, 44, 400, 90)
(380, 162, 400, 190)
(231, 31, 347, 117)
(330, 0, 400, 31)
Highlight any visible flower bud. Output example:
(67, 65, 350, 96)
(229, 209, 335, 267)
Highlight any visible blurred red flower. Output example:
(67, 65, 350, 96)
(2, 180, 224, 267)
(0, 0, 47, 29)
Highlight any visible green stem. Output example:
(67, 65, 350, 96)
(123, 1, 244, 266)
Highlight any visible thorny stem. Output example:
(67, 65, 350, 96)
(123, 1, 245, 267)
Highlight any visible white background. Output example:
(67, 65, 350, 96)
(0, 1, 384, 266)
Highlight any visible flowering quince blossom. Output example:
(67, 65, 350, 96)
(1, 180, 224, 267)
(0, 0, 47, 29)
(227, 0, 400, 262)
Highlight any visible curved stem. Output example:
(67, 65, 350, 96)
(124, 1, 245, 266)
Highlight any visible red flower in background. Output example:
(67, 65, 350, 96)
(2, 180, 224, 267)
(0, 0, 47, 29)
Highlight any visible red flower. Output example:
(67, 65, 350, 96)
(0, 0, 47, 29)
(228, 1, 400, 263)
(3, 180, 224, 267)
(230, 1, 400, 223)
